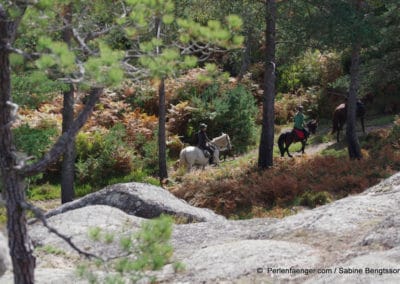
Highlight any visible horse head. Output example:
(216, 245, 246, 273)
(307, 119, 318, 134)
(225, 134, 232, 151)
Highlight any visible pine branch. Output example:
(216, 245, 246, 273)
(21, 201, 101, 260)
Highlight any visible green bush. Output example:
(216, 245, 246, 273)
(27, 183, 61, 201)
(13, 123, 58, 158)
(133, 132, 160, 176)
(75, 124, 137, 188)
(298, 191, 332, 208)
(78, 215, 177, 283)
(12, 71, 68, 109)
(187, 84, 258, 153)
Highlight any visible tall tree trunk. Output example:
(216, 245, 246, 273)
(346, 0, 363, 159)
(155, 16, 168, 184)
(158, 78, 168, 183)
(61, 84, 76, 203)
(346, 43, 363, 159)
(61, 3, 76, 203)
(258, 0, 276, 169)
(0, 6, 36, 282)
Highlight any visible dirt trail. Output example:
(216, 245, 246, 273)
(291, 123, 394, 157)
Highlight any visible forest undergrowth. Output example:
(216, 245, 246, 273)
(170, 117, 400, 219)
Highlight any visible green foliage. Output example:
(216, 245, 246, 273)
(13, 123, 58, 158)
(75, 124, 136, 188)
(78, 215, 176, 283)
(12, 71, 67, 109)
(84, 43, 125, 87)
(277, 50, 323, 93)
(133, 132, 160, 176)
(88, 227, 102, 242)
(183, 83, 257, 153)
(297, 191, 332, 208)
(122, 0, 242, 80)
(36, 245, 66, 256)
(27, 183, 61, 201)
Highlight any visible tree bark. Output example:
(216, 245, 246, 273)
(155, 16, 168, 183)
(158, 78, 168, 183)
(0, 5, 35, 283)
(346, 43, 363, 159)
(61, 4, 76, 203)
(61, 84, 76, 203)
(258, 0, 276, 169)
(346, 0, 363, 159)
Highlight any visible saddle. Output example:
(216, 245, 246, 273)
(293, 129, 305, 140)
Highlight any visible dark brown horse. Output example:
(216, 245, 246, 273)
(278, 120, 318, 157)
(332, 101, 365, 142)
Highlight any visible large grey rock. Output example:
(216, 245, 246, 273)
(305, 247, 400, 284)
(361, 214, 400, 249)
(166, 240, 322, 283)
(16, 172, 400, 283)
(171, 218, 277, 259)
(45, 182, 225, 222)
(30, 205, 144, 267)
(0, 232, 10, 277)
(1, 268, 86, 284)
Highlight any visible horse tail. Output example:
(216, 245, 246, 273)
(278, 133, 286, 157)
(179, 149, 187, 168)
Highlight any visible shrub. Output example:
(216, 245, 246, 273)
(75, 124, 137, 188)
(27, 183, 61, 201)
(12, 71, 67, 109)
(186, 84, 258, 153)
(133, 132, 160, 176)
(298, 191, 332, 208)
(78, 215, 177, 283)
(173, 123, 400, 217)
(13, 123, 58, 158)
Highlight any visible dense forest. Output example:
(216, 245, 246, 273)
(0, 0, 400, 282)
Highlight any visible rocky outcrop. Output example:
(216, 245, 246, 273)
(2, 173, 400, 283)
(45, 182, 225, 222)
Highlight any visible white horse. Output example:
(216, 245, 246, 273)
(179, 146, 220, 172)
(179, 133, 232, 172)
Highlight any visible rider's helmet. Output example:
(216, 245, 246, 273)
(297, 105, 304, 111)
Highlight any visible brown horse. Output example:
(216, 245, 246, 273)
(278, 120, 318, 157)
(332, 101, 365, 142)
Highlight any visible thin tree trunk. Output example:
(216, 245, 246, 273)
(61, 84, 76, 203)
(155, 16, 168, 184)
(346, 0, 363, 159)
(61, 4, 76, 203)
(158, 78, 168, 182)
(0, 5, 35, 282)
(258, 0, 276, 169)
(346, 42, 362, 159)
(238, 32, 252, 80)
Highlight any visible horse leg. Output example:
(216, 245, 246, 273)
(301, 140, 306, 154)
(360, 116, 365, 133)
(337, 123, 342, 142)
(285, 143, 293, 158)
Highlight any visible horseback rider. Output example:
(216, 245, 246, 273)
(293, 105, 309, 140)
(197, 123, 215, 164)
